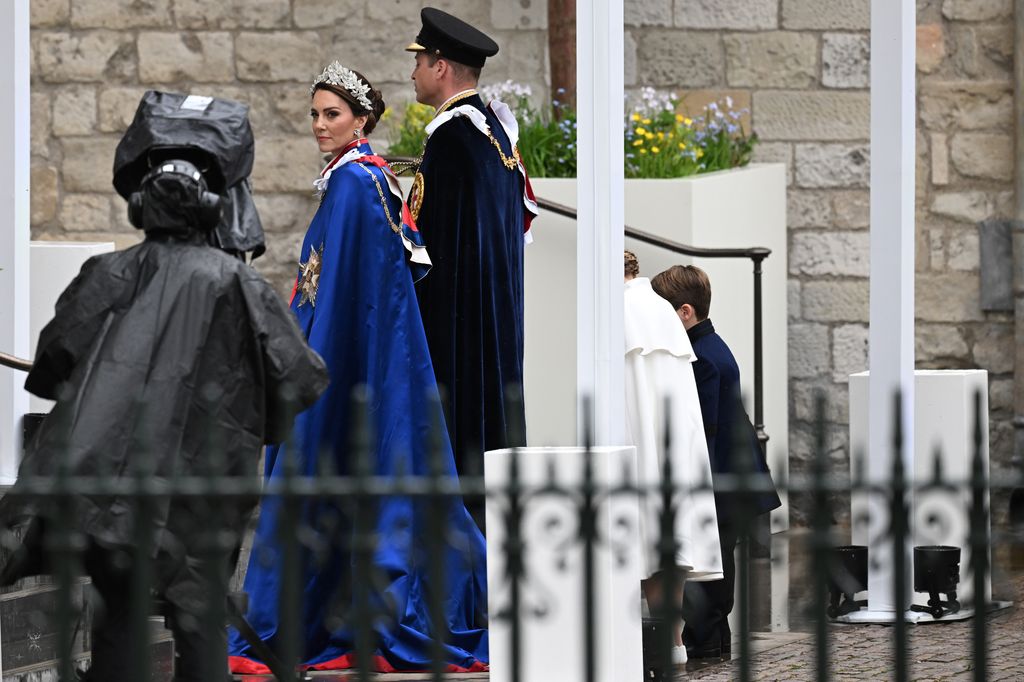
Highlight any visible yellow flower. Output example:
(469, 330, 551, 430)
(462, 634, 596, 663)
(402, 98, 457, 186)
(634, 127, 647, 136)
(651, 146, 661, 154)
(678, 142, 686, 150)
(684, 117, 693, 126)
(631, 113, 641, 122)
(633, 138, 644, 147)
(697, 149, 704, 159)
(657, 131, 664, 140)
(642, 118, 652, 125)
(675, 114, 684, 123)
(644, 131, 654, 140)
(639, 148, 648, 155)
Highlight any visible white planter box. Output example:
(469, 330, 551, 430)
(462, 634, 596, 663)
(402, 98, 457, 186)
(524, 164, 789, 531)
(485, 445, 643, 682)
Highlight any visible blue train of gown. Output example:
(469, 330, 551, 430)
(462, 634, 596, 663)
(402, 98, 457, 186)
(228, 141, 488, 673)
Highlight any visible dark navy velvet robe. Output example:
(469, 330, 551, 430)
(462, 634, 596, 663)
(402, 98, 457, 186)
(687, 318, 781, 519)
(228, 141, 488, 673)
(414, 94, 528, 479)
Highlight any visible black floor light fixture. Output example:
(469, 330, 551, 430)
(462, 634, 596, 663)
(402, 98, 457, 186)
(910, 545, 961, 619)
(827, 545, 868, 618)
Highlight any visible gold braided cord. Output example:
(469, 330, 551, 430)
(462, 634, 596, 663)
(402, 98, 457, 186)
(434, 89, 478, 117)
(488, 136, 521, 170)
(357, 164, 402, 235)
(388, 159, 421, 176)
(411, 90, 520, 172)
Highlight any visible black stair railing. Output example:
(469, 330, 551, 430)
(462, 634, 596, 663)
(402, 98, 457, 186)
(0, 351, 32, 373)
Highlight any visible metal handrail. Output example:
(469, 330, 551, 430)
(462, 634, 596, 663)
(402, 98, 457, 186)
(534, 196, 773, 451)
(0, 351, 32, 372)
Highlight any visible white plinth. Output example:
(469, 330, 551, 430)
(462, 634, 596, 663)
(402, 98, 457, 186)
(29, 241, 114, 413)
(485, 446, 644, 682)
(0, 0, 31, 486)
(850, 370, 991, 613)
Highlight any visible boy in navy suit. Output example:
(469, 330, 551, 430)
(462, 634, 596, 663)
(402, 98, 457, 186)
(651, 264, 780, 659)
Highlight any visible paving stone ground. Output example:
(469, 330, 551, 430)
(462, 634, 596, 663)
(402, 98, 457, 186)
(678, 576, 1024, 682)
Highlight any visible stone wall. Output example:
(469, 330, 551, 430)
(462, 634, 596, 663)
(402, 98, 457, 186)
(626, 0, 1014, 523)
(29, 1, 1016, 525)
(28, 0, 550, 289)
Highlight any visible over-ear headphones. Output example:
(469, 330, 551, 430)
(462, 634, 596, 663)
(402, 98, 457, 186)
(127, 159, 223, 231)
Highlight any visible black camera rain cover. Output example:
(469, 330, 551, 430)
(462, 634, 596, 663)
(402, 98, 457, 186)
(113, 90, 265, 258)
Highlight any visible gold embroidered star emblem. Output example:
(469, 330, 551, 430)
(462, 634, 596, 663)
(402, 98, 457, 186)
(297, 243, 323, 308)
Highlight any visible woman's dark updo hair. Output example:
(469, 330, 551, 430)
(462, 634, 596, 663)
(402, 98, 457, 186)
(313, 69, 386, 135)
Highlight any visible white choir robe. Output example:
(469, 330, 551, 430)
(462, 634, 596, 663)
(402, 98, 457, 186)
(624, 277, 723, 581)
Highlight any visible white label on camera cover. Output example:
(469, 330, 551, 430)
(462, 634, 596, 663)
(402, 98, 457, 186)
(180, 95, 213, 111)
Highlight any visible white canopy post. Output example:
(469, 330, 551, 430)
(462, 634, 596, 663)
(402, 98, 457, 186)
(866, 0, 916, 615)
(0, 0, 31, 484)
(576, 0, 625, 445)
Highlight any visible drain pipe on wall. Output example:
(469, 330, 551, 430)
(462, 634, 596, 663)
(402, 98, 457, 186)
(1012, 0, 1024, 523)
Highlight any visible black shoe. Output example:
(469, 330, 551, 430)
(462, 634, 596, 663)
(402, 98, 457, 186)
(686, 643, 725, 659)
(686, 634, 731, 659)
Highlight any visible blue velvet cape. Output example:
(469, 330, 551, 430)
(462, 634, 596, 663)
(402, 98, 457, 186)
(414, 95, 528, 480)
(228, 141, 488, 673)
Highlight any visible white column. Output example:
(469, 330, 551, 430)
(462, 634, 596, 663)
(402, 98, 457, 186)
(867, 0, 916, 614)
(576, 0, 625, 445)
(0, 0, 31, 484)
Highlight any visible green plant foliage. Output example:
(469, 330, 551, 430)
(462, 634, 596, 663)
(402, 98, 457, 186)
(625, 87, 758, 178)
(384, 102, 435, 157)
(385, 85, 757, 179)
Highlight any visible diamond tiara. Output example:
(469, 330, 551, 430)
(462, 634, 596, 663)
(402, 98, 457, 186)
(310, 61, 373, 112)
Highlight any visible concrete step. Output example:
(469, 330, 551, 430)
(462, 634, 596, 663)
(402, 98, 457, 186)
(0, 580, 174, 681)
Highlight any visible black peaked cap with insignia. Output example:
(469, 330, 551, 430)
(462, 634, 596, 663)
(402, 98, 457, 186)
(406, 7, 499, 69)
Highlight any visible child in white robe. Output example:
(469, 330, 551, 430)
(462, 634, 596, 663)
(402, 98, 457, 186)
(623, 250, 723, 664)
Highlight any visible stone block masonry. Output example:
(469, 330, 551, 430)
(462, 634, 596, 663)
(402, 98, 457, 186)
(28, 0, 550, 298)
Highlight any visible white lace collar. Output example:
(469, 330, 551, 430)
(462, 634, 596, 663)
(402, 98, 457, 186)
(313, 141, 368, 198)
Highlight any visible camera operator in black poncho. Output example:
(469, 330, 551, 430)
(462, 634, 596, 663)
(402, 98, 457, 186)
(0, 92, 328, 682)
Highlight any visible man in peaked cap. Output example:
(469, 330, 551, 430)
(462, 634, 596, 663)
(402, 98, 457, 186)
(407, 7, 538, 531)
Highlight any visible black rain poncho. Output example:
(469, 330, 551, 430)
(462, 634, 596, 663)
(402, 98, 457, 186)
(0, 233, 328, 612)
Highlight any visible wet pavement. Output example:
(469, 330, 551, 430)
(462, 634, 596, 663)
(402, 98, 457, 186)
(676, 528, 1024, 680)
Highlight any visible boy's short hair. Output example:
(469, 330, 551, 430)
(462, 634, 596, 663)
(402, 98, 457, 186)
(624, 250, 640, 279)
(651, 264, 712, 319)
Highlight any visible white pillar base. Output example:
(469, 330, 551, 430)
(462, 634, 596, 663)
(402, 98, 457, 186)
(836, 601, 1011, 625)
(485, 446, 643, 682)
(850, 369, 991, 612)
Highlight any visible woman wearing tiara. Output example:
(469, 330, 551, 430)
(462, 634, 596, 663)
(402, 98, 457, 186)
(227, 63, 488, 674)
